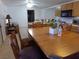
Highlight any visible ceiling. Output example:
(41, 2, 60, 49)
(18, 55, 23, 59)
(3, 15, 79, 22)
(1, 0, 74, 9)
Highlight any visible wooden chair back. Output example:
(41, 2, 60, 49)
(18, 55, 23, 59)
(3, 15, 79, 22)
(16, 25, 22, 48)
(16, 25, 30, 49)
(10, 25, 30, 59)
(10, 31, 19, 59)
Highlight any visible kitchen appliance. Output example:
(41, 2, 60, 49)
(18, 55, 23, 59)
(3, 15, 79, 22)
(61, 10, 73, 17)
(73, 19, 79, 25)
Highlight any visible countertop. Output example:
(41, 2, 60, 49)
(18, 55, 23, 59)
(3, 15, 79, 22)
(28, 27, 79, 58)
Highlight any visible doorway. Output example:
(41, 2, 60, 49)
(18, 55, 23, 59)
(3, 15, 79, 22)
(27, 10, 35, 22)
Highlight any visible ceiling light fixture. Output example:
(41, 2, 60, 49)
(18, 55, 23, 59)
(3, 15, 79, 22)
(26, 0, 34, 8)
(27, 2, 33, 8)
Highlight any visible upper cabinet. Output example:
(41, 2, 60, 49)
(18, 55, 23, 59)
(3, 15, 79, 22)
(61, 1, 79, 16)
(73, 1, 79, 16)
(61, 3, 73, 10)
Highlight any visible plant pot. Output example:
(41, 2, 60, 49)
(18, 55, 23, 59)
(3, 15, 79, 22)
(49, 27, 58, 35)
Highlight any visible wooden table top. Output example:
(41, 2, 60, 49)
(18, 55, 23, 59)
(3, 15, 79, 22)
(28, 27, 79, 57)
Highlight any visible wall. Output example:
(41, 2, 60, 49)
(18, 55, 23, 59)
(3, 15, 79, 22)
(7, 6, 27, 26)
(0, 1, 8, 43)
(29, 7, 56, 21)
(0, 0, 28, 40)
(27, 8, 42, 21)
(41, 8, 56, 20)
(35, 9, 42, 20)
(7, 6, 28, 39)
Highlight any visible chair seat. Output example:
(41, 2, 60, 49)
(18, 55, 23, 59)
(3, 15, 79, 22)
(21, 38, 31, 49)
(19, 46, 40, 59)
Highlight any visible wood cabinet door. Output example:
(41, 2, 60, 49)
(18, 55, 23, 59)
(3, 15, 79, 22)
(73, 1, 79, 16)
(66, 3, 73, 10)
(61, 3, 73, 10)
(61, 4, 67, 10)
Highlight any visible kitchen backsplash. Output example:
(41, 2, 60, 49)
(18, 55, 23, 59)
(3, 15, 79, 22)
(61, 17, 73, 24)
(74, 17, 79, 20)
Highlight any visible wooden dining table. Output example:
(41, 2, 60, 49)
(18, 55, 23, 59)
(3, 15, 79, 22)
(28, 27, 79, 58)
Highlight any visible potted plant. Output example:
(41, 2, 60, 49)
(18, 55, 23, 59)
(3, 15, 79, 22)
(49, 19, 58, 35)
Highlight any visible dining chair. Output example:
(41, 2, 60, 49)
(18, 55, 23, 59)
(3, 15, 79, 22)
(16, 25, 31, 49)
(10, 31, 20, 59)
(10, 31, 40, 59)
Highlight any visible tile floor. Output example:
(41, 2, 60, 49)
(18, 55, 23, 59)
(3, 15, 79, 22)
(0, 36, 15, 59)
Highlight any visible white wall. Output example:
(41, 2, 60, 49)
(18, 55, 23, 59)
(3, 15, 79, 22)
(7, 6, 27, 26)
(7, 6, 28, 39)
(35, 9, 42, 20)
(29, 7, 56, 21)
(41, 8, 56, 20)
(0, 0, 28, 40)
(27, 8, 42, 21)
(0, 1, 8, 43)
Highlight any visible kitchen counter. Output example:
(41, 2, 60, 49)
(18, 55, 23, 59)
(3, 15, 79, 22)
(28, 27, 79, 58)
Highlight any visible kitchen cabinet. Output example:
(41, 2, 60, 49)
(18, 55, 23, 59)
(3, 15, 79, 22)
(61, 1, 79, 16)
(61, 3, 73, 10)
(71, 24, 79, 32)
(61, 4, 67, 10)
(73, 1, 79, 16)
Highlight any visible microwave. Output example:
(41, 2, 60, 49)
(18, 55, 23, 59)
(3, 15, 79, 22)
(61, 10, 73, 17)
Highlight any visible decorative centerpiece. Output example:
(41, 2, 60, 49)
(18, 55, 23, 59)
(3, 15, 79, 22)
(49, 19, 58, 35)
(49, 17, 62, 35)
